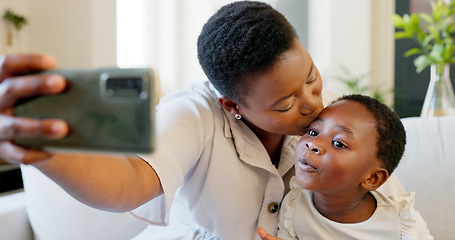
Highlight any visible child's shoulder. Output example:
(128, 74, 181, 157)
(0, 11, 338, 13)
(372, 190, 415, 209)
(372, 191, 421, 238)
(283, 176, 308, 206)
(285, 177, 315, 206)
(287, 176, 302, 195)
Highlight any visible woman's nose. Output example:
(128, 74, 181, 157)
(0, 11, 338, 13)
(305, 141, 323, 154)
(299, 95, 321, 116)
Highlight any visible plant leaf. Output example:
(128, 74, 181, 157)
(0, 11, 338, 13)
(390, 14, 405, 28)
(410, 13, 420, 31)
(404, 48, 423, 57)
(442, 42, 454, 60)
(393, 0, 455, 72)
(414, 55, 433, 73)
(422, 34, 435, 47)
(419, 13, 433, 24)
(394, 31, 412, 39)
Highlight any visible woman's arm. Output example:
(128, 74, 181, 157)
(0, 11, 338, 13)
(34, 153, 163, 212)
(0, 53, 163, 212)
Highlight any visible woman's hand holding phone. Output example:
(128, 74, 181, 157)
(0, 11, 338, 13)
(0, 54, 69, 165)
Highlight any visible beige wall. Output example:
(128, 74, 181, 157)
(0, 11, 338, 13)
(308, 0, 395, 105)
(1, 0, 116, 68)
(2, 0, 395, 100)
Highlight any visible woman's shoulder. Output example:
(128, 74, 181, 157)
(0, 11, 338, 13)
(157, 80, 222, 116)
(160, 80, 218, 105)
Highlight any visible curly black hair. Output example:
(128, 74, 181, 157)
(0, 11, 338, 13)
(334, 94, 406, 175)
(197, 1, 298, 104)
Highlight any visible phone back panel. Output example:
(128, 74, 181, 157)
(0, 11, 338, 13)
(14, 68, 155, 153)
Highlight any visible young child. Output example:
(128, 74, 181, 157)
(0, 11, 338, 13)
(259, 94, 433, 240)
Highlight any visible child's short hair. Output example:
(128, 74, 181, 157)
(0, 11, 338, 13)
(334, 94, 406, 174)
(197, 1, 297, 104)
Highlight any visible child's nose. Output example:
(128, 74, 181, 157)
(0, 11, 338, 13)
(306, 141, 323, 154)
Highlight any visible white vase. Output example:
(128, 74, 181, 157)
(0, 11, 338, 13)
(420, 63, 455, 117)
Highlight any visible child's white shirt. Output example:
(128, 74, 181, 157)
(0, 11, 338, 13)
(277, 177, 434, 240)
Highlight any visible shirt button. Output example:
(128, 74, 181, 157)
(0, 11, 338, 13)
(268, 202, 279, 213)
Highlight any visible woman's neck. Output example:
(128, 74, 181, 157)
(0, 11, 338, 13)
(312, 191, 377, 223)
(258, 133, 285, 167)
(244, 120, 285, 167)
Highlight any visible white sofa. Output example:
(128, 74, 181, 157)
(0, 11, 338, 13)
(0, 116, 454, 240)
(1, 166, 148, 240)
(393, 116, 455, 240)
(19, 164, 148, 240)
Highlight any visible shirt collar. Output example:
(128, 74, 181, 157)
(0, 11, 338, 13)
(220, 104, 297, 177)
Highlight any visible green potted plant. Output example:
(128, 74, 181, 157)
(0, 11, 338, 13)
(334, 64, 394, 108)
(3, 9, 28, 47)
(391, 0, 455, 117)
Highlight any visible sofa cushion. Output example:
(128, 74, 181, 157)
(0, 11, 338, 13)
(21, 164, 148, 240)
(0, 191, 33, 240)
(394, 116, 455, 240)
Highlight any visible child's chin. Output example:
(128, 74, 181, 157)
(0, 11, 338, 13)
(294, 174, 315, 190)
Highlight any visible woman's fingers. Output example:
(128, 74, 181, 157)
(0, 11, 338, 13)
(0, 140, 54, 165)
(0, 54, 57, 79)
(0, 53, 65, 109)
(0, 74, 66, 109)
(0, 116, 69, 140)
(0, 116, 68, 165)
(0, 53, 66, 165)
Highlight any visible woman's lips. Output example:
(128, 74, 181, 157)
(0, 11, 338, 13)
(297, 156, 318, 172)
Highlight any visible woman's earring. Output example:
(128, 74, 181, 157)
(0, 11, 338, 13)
(234, 113, 242, 120)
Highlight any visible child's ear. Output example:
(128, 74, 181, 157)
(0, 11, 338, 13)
(361, 168, 389, 191)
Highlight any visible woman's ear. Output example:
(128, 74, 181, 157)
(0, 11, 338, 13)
(361, 168, 389, 191)
(218, 96, 239, 115)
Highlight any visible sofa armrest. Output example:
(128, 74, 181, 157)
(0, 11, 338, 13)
(0, 191, 33, 240)
(21, 164, 148, 240)
(394, 116, 455, 240)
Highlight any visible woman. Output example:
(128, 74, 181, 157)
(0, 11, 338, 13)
(0, 1, 402, 239)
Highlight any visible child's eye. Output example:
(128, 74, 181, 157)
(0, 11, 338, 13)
(308, 129, 318, 136)
(332, 140, 347, 149)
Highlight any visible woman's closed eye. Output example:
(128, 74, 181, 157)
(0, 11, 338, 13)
(276, 97, 296, 112)
(306, 65, 319, 84)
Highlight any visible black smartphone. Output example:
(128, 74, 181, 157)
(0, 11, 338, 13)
(14, 68, 155, 154)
